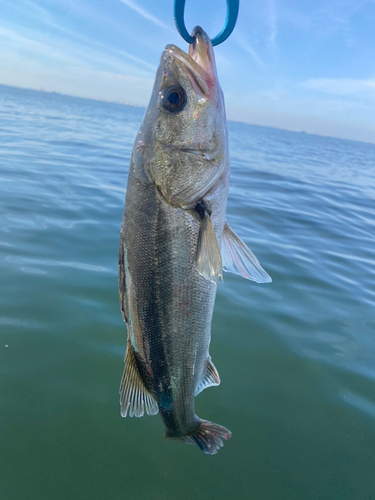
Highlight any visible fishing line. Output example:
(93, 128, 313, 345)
(174, 0, 239, 46)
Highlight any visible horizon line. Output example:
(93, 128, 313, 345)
(1, 82, 374, 147)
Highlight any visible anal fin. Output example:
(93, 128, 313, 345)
(195, 356, 221, 396)
(221, 222, 272, 283)
(119, 341, 159, 418)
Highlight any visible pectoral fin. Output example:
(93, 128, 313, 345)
(195, 356, 221, 396)
(120, 340, 159, 418)
(196, 214, 223, 284)
(221, 222, 272, 283)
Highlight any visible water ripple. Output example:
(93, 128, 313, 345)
(1, 85, 375, 499)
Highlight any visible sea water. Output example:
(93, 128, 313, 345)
(1, 84, 375, 500)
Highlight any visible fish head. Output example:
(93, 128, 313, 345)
(139, 26, 228, 208)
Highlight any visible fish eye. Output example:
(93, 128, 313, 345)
(161, 86, 186, 113)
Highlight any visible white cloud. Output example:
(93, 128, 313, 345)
(24, 0, 58, 27)
(0, 23, 156, 105)
(302, 77, 375, 96)
(0, 56, 153, 106)
(16, 1, 158, 72)
(0, 27, 73, 63)
(0, 25, 155, 77)
(281, 1, 368, 41)
(226, 104, 375, 144)
(267, 0, 277, 46)
(118, 0, 174, 32)
(19, 0, 168, 54)
(233, 34, 266, 69)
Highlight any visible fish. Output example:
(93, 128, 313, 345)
(118, 26, 271, 455)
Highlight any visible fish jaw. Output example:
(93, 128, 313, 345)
(165, 25, 219, 97)
(188, 25, 219, 82)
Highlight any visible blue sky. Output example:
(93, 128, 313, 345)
(1, 0, 374, 143)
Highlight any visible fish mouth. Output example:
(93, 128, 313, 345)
(164, 26, 217, 96)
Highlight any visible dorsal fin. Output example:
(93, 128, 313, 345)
(120, 341, 159, 418)
(195, 357, 221, 396)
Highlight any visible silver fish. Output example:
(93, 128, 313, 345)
(118, 26, 271, 455)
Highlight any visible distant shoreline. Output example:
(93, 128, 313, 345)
(1, 83, 374, 147)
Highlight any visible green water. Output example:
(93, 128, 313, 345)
(1, 85, 375, 499)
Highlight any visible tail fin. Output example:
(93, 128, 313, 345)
(166, 419, 232, 455)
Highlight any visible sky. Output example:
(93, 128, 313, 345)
(0, 0, 375, 143)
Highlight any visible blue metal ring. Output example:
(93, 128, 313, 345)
(174, 0, 239, 46)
